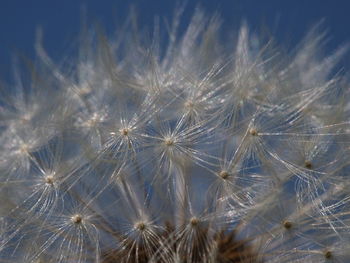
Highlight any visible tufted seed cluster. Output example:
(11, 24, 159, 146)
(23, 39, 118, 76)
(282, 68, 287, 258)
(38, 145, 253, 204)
(0, 7, 350, 263)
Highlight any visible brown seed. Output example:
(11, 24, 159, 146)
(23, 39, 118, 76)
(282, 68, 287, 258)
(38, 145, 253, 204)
(283, 220, 292, 230)
(190, 217, 199, 226)
(135, 222, 146, 231)
(219, 170, 229, 179)
(324, 250, 332, 259)
(71, 214, 83, 224)
(164, 138, 174, 146)
(120, 128, 129, 136)
(249, 128, 258, 136)
(44, 175, 54, 185)
(304, 160, 312, 169)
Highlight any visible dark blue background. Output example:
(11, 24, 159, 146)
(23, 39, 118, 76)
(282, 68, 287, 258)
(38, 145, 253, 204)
(1, 0, 349, 80)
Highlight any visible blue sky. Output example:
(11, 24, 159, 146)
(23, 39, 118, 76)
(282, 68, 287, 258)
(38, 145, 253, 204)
(1, 0, 350, 80)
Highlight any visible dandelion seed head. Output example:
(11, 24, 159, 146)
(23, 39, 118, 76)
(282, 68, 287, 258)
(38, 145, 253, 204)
(1, 5, 349, 263)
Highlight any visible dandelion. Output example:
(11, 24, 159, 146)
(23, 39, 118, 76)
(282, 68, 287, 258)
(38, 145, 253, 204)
(1, 6, 350, 263)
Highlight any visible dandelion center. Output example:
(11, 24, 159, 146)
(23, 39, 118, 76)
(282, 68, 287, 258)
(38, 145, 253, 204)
(304, 160, 313, 169)
(120, 128, 129, 136)
(190, 217, 199, 227)
(184, 100, 194, 109)
(283, 220, 293, 230)
(44, 175, 54, 185)
(164, 137, 174, 146)
(18, 143, 29, 154)
(135, 222, 146, 231)
(324, 250, 332, 259)
(249, 128, 258, 136)
(71, 214, 83, 224)
(219, 170, 230, 179)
